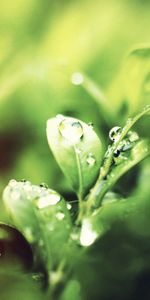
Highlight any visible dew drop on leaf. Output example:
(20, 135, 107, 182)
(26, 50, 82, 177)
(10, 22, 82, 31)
(56, 114, 64, 121)
(67, 203, 72, 210)
(22, 180, 31, 185)
(20, 179, 27, 183)
(80, 219, 97, 247)
(86, 153, 96, 166)
(109, 126, 122, 142)
(88, 122, 94, 129)
(70, 231, 79, 241)
(11, 190, 20, 200)
(36, 191, 61, 209)
(55, 212, 65, 220)
(71, 72, 84, 85)
(113, 149, 120, 157)
(23, 181, 32, 192)
(58, 119, 83, 143)
(39, 182, 48, 189)
(9, 179, 17, 188)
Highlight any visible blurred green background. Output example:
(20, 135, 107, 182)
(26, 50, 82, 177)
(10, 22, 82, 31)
(0, 0, 150, 195)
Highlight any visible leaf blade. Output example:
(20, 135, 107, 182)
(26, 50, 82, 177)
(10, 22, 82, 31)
(46, 115, 103, 198)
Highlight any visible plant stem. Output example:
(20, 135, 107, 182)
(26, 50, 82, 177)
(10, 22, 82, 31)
(85, 106, 150, 213)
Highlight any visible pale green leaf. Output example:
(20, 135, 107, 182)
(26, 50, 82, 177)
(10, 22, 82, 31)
(2, 180, 71, 273)
(46, 115, 103, 199)
(107, 46, 150, 114)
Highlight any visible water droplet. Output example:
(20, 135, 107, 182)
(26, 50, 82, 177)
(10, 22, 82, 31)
(23, 180, 31, 185)
(58, 119, 83, 143)
(9, 179, 17, 187)
(86, 153, 96, 166)
(113, 149, 120, 157)
(109, 126, 122, 142)
(36, 191, 61, 209)
(80, 219, 97, 247)
(71, 72, 84, 85)
(56, 114, 64, 121)
(32, 185, 41, 195)
(55, 212, 65, 220)
(113, 152, 127, 165)
(70, 232, 79, 241)
(39, 182, 48, 189)
(88, 122, 94, 129)
(23, 181, 32, 192)
(20, 179, 27, 183)
(11, 190, 20, 200)
(67, 203, 72, 210)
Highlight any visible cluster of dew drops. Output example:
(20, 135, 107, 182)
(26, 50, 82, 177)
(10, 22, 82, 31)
(108, 125, 139, 162)
(56, 114, 140, 171)
(56, 114, 96, 167)
(5, 180, 73, 242)
(7, 179, 62, 209)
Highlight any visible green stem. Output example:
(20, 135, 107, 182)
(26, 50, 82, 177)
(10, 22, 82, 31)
(94, 140, 150, 207)
(86, 106, 150, 212)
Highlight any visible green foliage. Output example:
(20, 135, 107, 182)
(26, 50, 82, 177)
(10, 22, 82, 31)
(1, 99, 150, 299)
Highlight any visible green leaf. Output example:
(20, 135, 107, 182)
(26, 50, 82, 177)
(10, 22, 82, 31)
(108, 46, 150, 114)
(80, 188, 150, 248)
(46, 115, 103, 199)
(2, 180, 71, 273)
